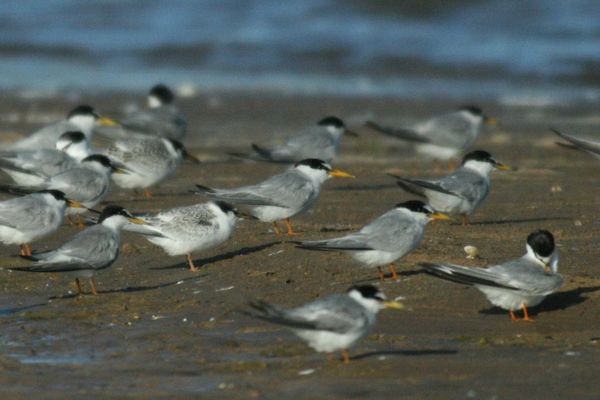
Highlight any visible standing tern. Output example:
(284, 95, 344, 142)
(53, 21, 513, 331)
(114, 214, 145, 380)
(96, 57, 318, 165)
(367, 106, 498, 160)
(390, 150, 511, 225)
(9, 205, 148, 295)
(194, 158, 354, 236)
(243, 285, 403, 364)
(553, 128, 600, 159)
(0, 190, 84, 256)
(297, 200, 449, 279)
(420, 230, 562, 322)
(124, 201, 240, 271)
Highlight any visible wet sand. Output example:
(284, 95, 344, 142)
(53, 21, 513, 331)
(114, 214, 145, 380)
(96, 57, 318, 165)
(0, 92, 599, 399)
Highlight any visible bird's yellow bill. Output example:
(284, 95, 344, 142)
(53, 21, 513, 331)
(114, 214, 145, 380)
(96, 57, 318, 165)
(98, 116, 119, 127)
(328, 169, 355, 178)
(66, 200, 85, 208)
(185, 152, 201, 163)
(383, 301, 404, 310)
(113, 167, 130, 175)
(431, 212, 451, 221)
(495, 163, 512, 171)
(127, 217, 148, 225)
(484, 116, 499, 126)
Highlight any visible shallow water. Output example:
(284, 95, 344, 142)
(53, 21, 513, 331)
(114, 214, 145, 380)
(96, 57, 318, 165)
(1, 0, 598, 102)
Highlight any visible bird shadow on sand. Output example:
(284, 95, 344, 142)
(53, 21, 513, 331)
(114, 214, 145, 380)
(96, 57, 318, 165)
(48, 274, 210, 300)
(351, 348, 458, 361)
(151, 241, 281, 271)
(331, 183, 398, 191)
(0, 302, 48, 316)
(478, 285, 600, 317)
(466, 216, 572, 226)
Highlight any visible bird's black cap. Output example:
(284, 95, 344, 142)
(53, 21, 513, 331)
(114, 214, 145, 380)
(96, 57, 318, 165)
(349, 285, 385, 301)
(527, 230, 555, 257)
(459, 105, 483, 115)
(461, 150, 495, 165)
(67, 105, 98, 119)
(317, 116, 345, 129)
(395, 200, 432, 214)
(81, 154, 113, 169)
(295, 158, 330, 171)
(37, 189, 68, 201)
(98, 205, 134, 223)
(59, 131, 86, 143)
(150, 84, 175, 104)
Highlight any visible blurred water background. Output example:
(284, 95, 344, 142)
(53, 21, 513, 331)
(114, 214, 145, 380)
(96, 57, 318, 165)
(0, 0, 598, 103)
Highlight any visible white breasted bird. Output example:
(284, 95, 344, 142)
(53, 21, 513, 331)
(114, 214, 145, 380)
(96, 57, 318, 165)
(390, 150, 511, 225)
(194, 158, 354, 236)
(297, 200, 449, 280)
(367, 106, 498, 160)
(243, 285, 403, 364)
(124, 201, 241, 271)
(9, 205, 148, 295)
(420, 230, 562, 322)
(0, 190, 84, 256)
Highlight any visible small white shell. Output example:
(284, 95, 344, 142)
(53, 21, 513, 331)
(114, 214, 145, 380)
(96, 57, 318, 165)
(464, 245, 479, 259)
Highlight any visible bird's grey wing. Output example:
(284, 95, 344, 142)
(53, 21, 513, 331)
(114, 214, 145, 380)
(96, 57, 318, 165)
(489, 259, 565, 294)
(434, 169, 487, 202)
(48, 169, 107, 202)
(297, 233, 374, 251)
(420, 262, 520, 289)
(253, 171, 313, 209)
(195, 184, 282, 206)
(365, 121, 429, 143)
(247, 295, 364, 333)
(10, 121, 74, 150)
(23, 227, 118, 271)
(0, 196, 58, 231)
(391, 174, 461, 199)
(419, 112, 474, 147)
(553, 129, 600, 157)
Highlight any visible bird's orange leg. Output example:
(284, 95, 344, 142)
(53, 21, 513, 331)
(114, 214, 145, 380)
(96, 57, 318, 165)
(272, 222, 283, 236)
(75, 278, 84, 295)
(509, 309, 518, 321)
(90, 278, 98, 295)
(187, 253, 198, 272)
(19, 244, 27, 257)
(341, 349, 350, 364)
(461, 214, 469, 226)
(388, 263, 398, 280)
(76, 215, 86, 229)
(521, 304, 535, 322)
(144, 188, 152, 199)
(283, 218, 301, 236)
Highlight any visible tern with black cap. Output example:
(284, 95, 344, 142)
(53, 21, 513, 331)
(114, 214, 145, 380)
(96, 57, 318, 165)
(420, 230, 562, 322)
(297, 200, 449, 280)
(243, 285, 403, 364)
(390, 150, 511, 225)
(194, 158, 354, 236)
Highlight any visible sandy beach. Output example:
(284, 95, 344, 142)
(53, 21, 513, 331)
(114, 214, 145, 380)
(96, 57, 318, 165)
(0, 91, 599, 399)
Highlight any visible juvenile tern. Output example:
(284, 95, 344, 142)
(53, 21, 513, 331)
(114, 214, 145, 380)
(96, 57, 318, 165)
(96, 84, 187, 140)
(194, 158, 354, 236)
(552, 129, 600, 159)
(103, 136, 199, 197)
(0, 131, 91, 186)
(0, 190, 84, 256)
(124, 201, 240, 271)
(390, 150, 511, 225)
(420, 230, 562, 322)
(367, 106, 498, 160)
(243, 116, 358, 163)
(8, 105, 117, 150)
(10, 205, 147, 295)
(297, 200, 449, 279)
(243, 285, 403, 364)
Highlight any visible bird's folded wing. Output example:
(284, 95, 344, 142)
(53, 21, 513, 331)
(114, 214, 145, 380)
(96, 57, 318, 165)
(297, 235, 374, 251)
(365, 121, 429, 143)
(392, 176, 461, 198)
(552, 129, 600, 154)
(420, 262, 519, 290)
